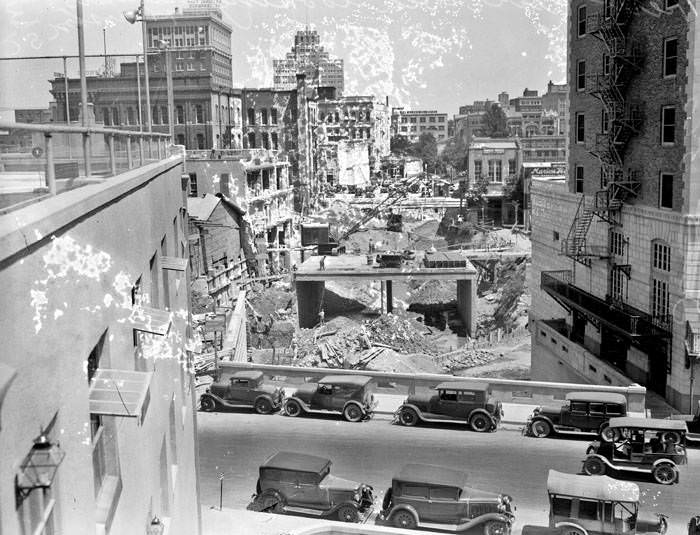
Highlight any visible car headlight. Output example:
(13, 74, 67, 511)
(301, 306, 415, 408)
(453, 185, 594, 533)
(354, 491, 361, 502)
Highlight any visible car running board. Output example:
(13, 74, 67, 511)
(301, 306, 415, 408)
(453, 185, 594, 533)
(416, 519, 483, 532)
(554, 427, 597, 435)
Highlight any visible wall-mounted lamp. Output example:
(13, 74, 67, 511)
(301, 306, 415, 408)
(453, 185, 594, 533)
(15, 431, 65, 505)
(146, 516, 165, 535)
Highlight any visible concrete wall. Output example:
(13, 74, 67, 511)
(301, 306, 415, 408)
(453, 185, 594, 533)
(0, 158, 200, 534)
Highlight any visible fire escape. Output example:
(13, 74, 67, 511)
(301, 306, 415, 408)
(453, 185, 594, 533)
(562, 0, 643, 271)
(543, 0, 673, 356)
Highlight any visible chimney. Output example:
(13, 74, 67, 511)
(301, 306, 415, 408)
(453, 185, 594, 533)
(385, 95, 389, 107)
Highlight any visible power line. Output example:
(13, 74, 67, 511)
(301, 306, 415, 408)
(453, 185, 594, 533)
(0, 53, 141, 61)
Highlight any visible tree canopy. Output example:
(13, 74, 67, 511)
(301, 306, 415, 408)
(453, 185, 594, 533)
(483, 103, 509, 138)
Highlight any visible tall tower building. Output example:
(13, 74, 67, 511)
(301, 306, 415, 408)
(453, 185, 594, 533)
(529, 0, 700, 411)
(273, 29, 344, 94)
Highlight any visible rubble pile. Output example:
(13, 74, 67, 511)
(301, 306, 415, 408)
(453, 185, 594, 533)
(406, 280, 457, 305)
(293, 313, 436, 368)
(435, 346, 503, 372)
(476, 259, 530, 336)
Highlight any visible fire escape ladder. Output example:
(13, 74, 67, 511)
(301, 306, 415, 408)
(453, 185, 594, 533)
(562, 196, 607, 264)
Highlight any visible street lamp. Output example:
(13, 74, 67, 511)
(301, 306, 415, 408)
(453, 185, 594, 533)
(15, 431, 65, 506)
(156, 39, 175, 142)
(124, 0, 151, 132)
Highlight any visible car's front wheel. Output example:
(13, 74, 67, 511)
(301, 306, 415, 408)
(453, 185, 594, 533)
(343, 403, 363, 422)
(652, 462, 678, 485)
(337, 504, 359, 523)
(255, 397, 273, 415)
(200, 396, 216, 412)
(399, 407, 419, 426)
(284, 399, 302, 417)
(391, 510, 417, 529)
(259, 491, 285, 514)
(530, 419, 551, 438)
(483, 519, 509, 535)
(470, 413, 491, 433)
(583, 457, 606, 476)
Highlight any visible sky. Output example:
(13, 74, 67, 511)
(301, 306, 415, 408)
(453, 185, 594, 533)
(0, 0, 567, 119)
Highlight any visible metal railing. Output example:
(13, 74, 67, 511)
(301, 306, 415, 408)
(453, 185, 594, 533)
(186, 148, 286, 163)
(0, 121, 171, 197)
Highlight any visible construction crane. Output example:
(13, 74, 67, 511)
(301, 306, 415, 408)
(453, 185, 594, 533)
(335, 174, 422, 242)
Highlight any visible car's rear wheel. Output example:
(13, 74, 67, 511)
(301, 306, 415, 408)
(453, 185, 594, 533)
(530, 419, 551, 438)
(470, 413, 491, 433)
(343, 403, 363, 422)
(483, 519, 509, 535)
(558, 525, 586, 535)
(652, 462, 677, 485)
(200, 396, 216, 412)
(259, 491, 285, 514)
(391, 510, 417, 529)
(255, 397, 272, 415)
(399, 407, 419, 426)
(583, 457, 606, 476)
(600, 425, 619, 443)
(337, 504, 359, 523)
(284, 399, 302, 417)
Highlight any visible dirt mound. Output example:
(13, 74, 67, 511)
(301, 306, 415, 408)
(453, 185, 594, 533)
(406, 280, 457, 305)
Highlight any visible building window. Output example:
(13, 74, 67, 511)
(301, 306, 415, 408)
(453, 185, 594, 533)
(262, 133, 270, 149)
(176, 134, 185, 145)
(175, 61, 184, 72)
(271, 132, 278, 150)
(195, 105, 204, 124)
(152, 106, 160, 125)
(261, 109, 268, 125)
(247, 132, 256, 148)
(247, 108, 255, 125)
(663, 37, 678, 77)
(186, 61, 194, 71)
(575, 165, 584, 193)
(91, 414, 121, 529)
(474, 160, 483, 180)
(188, 173, 198, 197)
(112, 107, 120, 125)
(610, 231, 625, 256)
(149, 253, 160, 309)
(176, 105, 184, 124)
(102, 108, 110, 126)
(652, 278, 670, 318)
(578, 5, 587, 36)
(87, 330, 109, 384)
(488, 160, 502, 183)
(271, 108, 278, 124)
(653, 241, 671, 272)
(576, 113, 585, 143)
(660, 106, 675, 144)
(126, 107, 134, 125)
(577, 60, 586, 91)
(161, 106, 168, 125)
(508, 159, 516, 176)
(660, 173, 673, 209)
(196, 133, 205, 149)
(601, 109, 609, 133)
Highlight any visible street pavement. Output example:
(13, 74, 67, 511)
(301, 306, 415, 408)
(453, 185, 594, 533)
(197, 409, 700, 535)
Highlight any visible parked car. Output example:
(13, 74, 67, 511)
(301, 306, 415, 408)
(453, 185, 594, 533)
(667, 400, 700, 445)
(582, 417, 688, 485)
(249, 451, 374, 522)
(379, 463, 514, 534)
(395, 381, 502, 432)
(525, 392, 627, 441)
(199, 370, 283, 414)
(283, 375, 377, 422)
(520, 469, 668, 535)
(690, 515, 700, 535)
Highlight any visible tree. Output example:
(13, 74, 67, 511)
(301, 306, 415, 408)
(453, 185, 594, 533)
(483, 103, 509, 138)
(440, 138, 468, 172)
(390, 135, 411, 154)
(408, 132, 438, 172)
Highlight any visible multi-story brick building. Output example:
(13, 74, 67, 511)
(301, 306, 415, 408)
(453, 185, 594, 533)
(240, 75, 318, 212)
(530, 0, 700, 411)
(391, 108, 449, 141)
(273, 29, 344, 94)
(49, 7, 241, 150)
(316, 92, 391, 173)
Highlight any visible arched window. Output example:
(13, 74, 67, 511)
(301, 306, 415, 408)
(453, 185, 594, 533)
(247, 107, 255, 125)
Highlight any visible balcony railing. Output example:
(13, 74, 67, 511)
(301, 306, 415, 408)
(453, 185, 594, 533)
(541, 270, 671, 339)
(186, 148, 286, 163)
(0, 121, 172, 213)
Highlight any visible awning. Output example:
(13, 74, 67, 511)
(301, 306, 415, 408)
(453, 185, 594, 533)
(89, 369, 153, 423)
(130, 306, 172, 336)
(160, 256, 189, 272)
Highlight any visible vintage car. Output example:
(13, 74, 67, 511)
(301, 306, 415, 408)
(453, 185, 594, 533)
(379, 463, 515, 534)
(395, 381, 502, 432)
(690, 515, 700, 535)
(199, 370, 283, 414)
(667, 400, 700, 445)
(283, 375, 377, 422)
(249, 451, 374, 522)
(520, 470, 668, 535)
(525, 392, 627, 441)
(583, 417, 688, 485)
